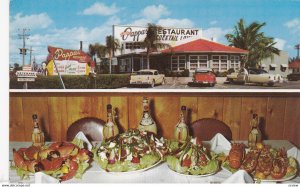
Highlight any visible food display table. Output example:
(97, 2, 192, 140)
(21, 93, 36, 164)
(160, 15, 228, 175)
(9, 140, 300, 183)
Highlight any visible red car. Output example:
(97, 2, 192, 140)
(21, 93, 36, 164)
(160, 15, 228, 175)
(188, 68, 216, 87)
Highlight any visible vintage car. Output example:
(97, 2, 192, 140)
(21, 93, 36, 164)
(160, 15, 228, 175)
(227, 68, 280, 86)
(129, 69, 165, 87)
(287, 73, 300, 81)
(188, 68, 216, 87)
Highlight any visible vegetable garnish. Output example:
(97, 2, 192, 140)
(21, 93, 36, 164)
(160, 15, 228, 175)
(93, 129, 168, 172)
(165, 138, 219, 176)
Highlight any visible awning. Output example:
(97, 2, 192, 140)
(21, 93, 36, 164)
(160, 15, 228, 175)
(270, 64, 277, 68)
(281, 64, 288, 68)
(261, 64, 267, 67)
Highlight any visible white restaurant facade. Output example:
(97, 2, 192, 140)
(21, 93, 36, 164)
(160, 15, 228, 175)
(113, 25, 248, 74)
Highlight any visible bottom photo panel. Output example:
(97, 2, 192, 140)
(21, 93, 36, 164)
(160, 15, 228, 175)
(9, 92, 300, 184)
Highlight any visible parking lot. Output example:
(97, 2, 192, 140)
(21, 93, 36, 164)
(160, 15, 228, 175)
(123, 77, 300, 89)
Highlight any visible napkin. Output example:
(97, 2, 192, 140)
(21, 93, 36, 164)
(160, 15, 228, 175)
(287, 147, 300, 162)
(222, 170, 254, 183)
(208, 133, 231, 155)
(34, 172, 59, 183)
(74, 131, 93, 151)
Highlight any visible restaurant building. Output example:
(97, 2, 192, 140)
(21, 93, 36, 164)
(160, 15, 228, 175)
(114, 25, 248, 74)
(289, 60, 300, 73)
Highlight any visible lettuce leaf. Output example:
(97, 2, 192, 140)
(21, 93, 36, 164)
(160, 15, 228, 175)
(188, 160, 219, 175)
(72, 138, 85, 149)
(222, 160, 237, 173)
(98, 159, 108, 170)
(75, 161, 90, 179)
(107, 161, 124, 172)
(11, 166, 31, 180)
(140, 154, 160, 168)
(165, 155, 188, 174)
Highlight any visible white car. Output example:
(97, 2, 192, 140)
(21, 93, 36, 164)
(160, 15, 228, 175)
(233, 68, 281, 86)
(129, 69, 165, 88)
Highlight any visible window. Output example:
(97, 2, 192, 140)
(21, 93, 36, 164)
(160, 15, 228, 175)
(189, 55, 208, 71)
(280, 64, 287, 72)
(154, 71, 158, 75)
(120, 58, 131, 72)
(230, 56, 240, 70)
(220, 56, 228, 71)
(171, 55, 186, 71)
(125, 42, 145, 49)
(269, 64, 277, 71)
(212, 56, 220, 72)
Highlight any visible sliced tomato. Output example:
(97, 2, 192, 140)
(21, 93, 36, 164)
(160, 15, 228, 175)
(182, 157, 192, 167)
(131, 156, 140, 163)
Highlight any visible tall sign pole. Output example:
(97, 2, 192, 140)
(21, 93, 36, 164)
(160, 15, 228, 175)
(18, 28, 30, 67)
(295, 44, 300, 59)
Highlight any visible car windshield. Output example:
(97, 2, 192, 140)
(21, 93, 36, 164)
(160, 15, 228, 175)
(137, 71, 153, 75)
(249, 69, 268, 74)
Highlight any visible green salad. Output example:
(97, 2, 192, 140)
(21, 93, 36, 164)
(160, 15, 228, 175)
(165, 139, 219, 175)
(93, 129, 168, 172)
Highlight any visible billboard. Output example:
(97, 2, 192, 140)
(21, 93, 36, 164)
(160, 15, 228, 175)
(114, 25, 202, 44)
(46, 46, 95, 75)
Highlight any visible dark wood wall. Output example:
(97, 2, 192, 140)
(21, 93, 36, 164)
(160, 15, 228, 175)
(9, 92, 300, 148)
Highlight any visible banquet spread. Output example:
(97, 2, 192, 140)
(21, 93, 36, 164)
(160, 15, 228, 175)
(222, 143, 298, 181)
(93, 129, 168, 172)
(12, 138, 92, 181)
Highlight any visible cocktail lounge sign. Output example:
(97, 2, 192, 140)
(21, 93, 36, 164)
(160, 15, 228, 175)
(114, 25, 202, 43)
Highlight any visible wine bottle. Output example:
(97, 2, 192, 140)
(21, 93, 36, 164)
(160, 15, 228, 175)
(137, 97, 157, 134)
(103, 104, 119, 140)
(174, 106, 189, 142)
(31, 114, 45, 147)
(248, 113, 262, 148)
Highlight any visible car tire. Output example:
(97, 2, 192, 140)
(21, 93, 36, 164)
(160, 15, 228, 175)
(151, 80, 155, 88)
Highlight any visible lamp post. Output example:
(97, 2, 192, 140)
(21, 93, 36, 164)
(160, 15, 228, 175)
(295, 44, 300, 59)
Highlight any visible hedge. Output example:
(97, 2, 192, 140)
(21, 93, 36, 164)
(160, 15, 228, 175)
(10, 74, 131, 89)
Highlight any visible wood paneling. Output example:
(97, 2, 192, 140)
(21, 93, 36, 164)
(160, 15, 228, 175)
(9, 93, 300, 148)
(9, 97, 25, 141)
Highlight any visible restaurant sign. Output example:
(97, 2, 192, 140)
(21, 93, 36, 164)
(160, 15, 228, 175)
(114, 25, 202, 43)
(52, 60, 87, 75)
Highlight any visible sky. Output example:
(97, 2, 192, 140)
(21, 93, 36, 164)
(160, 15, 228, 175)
(9, 0, 300, 65)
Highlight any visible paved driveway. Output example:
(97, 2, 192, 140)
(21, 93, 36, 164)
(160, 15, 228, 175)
(124, 77, 300, 89)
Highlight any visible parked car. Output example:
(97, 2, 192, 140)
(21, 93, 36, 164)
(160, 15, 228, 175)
(188, 68, 216, 87)
(129, 69, 165, 88)
(230, 68, 280, 86)
(287, 73, 300, 81)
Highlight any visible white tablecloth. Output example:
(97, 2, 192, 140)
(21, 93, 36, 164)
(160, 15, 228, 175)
(9, 140, 300, 183)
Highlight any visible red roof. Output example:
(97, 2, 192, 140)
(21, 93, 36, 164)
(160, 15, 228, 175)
(289, 61, 300, 68)
(162, 39, 248, 54)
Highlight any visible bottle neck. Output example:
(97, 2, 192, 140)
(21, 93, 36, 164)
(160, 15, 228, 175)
(33, 120, 39, 128)
(107, 112, 114, 123)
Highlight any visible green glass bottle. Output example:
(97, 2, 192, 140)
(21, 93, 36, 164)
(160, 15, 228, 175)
(174, 106, 189, 143)
(137, 97, 157, 134)
(103, 104, 119, 140)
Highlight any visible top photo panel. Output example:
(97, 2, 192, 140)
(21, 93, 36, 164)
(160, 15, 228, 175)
(9, 0, 300, 90)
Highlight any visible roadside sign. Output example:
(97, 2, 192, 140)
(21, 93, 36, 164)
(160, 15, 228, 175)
(16, 71, 37, 78)
(17, 78, 35, 82)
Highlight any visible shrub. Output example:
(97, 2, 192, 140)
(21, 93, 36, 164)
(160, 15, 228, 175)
(10, 74, 130, 89)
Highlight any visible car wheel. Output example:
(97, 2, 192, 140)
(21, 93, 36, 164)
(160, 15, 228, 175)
(151, 80, 155, 88)
(267, 82, 274, 87)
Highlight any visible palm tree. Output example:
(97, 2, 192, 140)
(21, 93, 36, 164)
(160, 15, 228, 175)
(88, 43, 106, 73)
(142, 23, 170, 69)
(105, 35, 120, 74)
(225, 19, 280, 68)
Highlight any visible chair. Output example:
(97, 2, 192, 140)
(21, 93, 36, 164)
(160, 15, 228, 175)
(190, 118, 232, 141)
(67, 117, 105, 141)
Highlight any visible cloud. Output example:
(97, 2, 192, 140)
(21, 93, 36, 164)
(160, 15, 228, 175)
(10, 13, 53, 32)
(203, 27, 232, 43)
(274, 38, 286, 50)
(10, 15, 121, 64)
(157, 18, 194, 28)
(142, 5, 170, 20)
(284, 18, 300, 34)
(81, 2, 120, 16)
(209, 20, 218, 25)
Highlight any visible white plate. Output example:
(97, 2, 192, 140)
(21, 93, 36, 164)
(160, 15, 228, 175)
(101, 160, 162, 175)
(254, 173, 297, 182)
(168, 166, 218, 177)
(222, 164, 297, 182)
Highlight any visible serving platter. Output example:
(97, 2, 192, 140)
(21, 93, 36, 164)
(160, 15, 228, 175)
(99, 160, 162, 175)
(168, 165, 218, 177)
